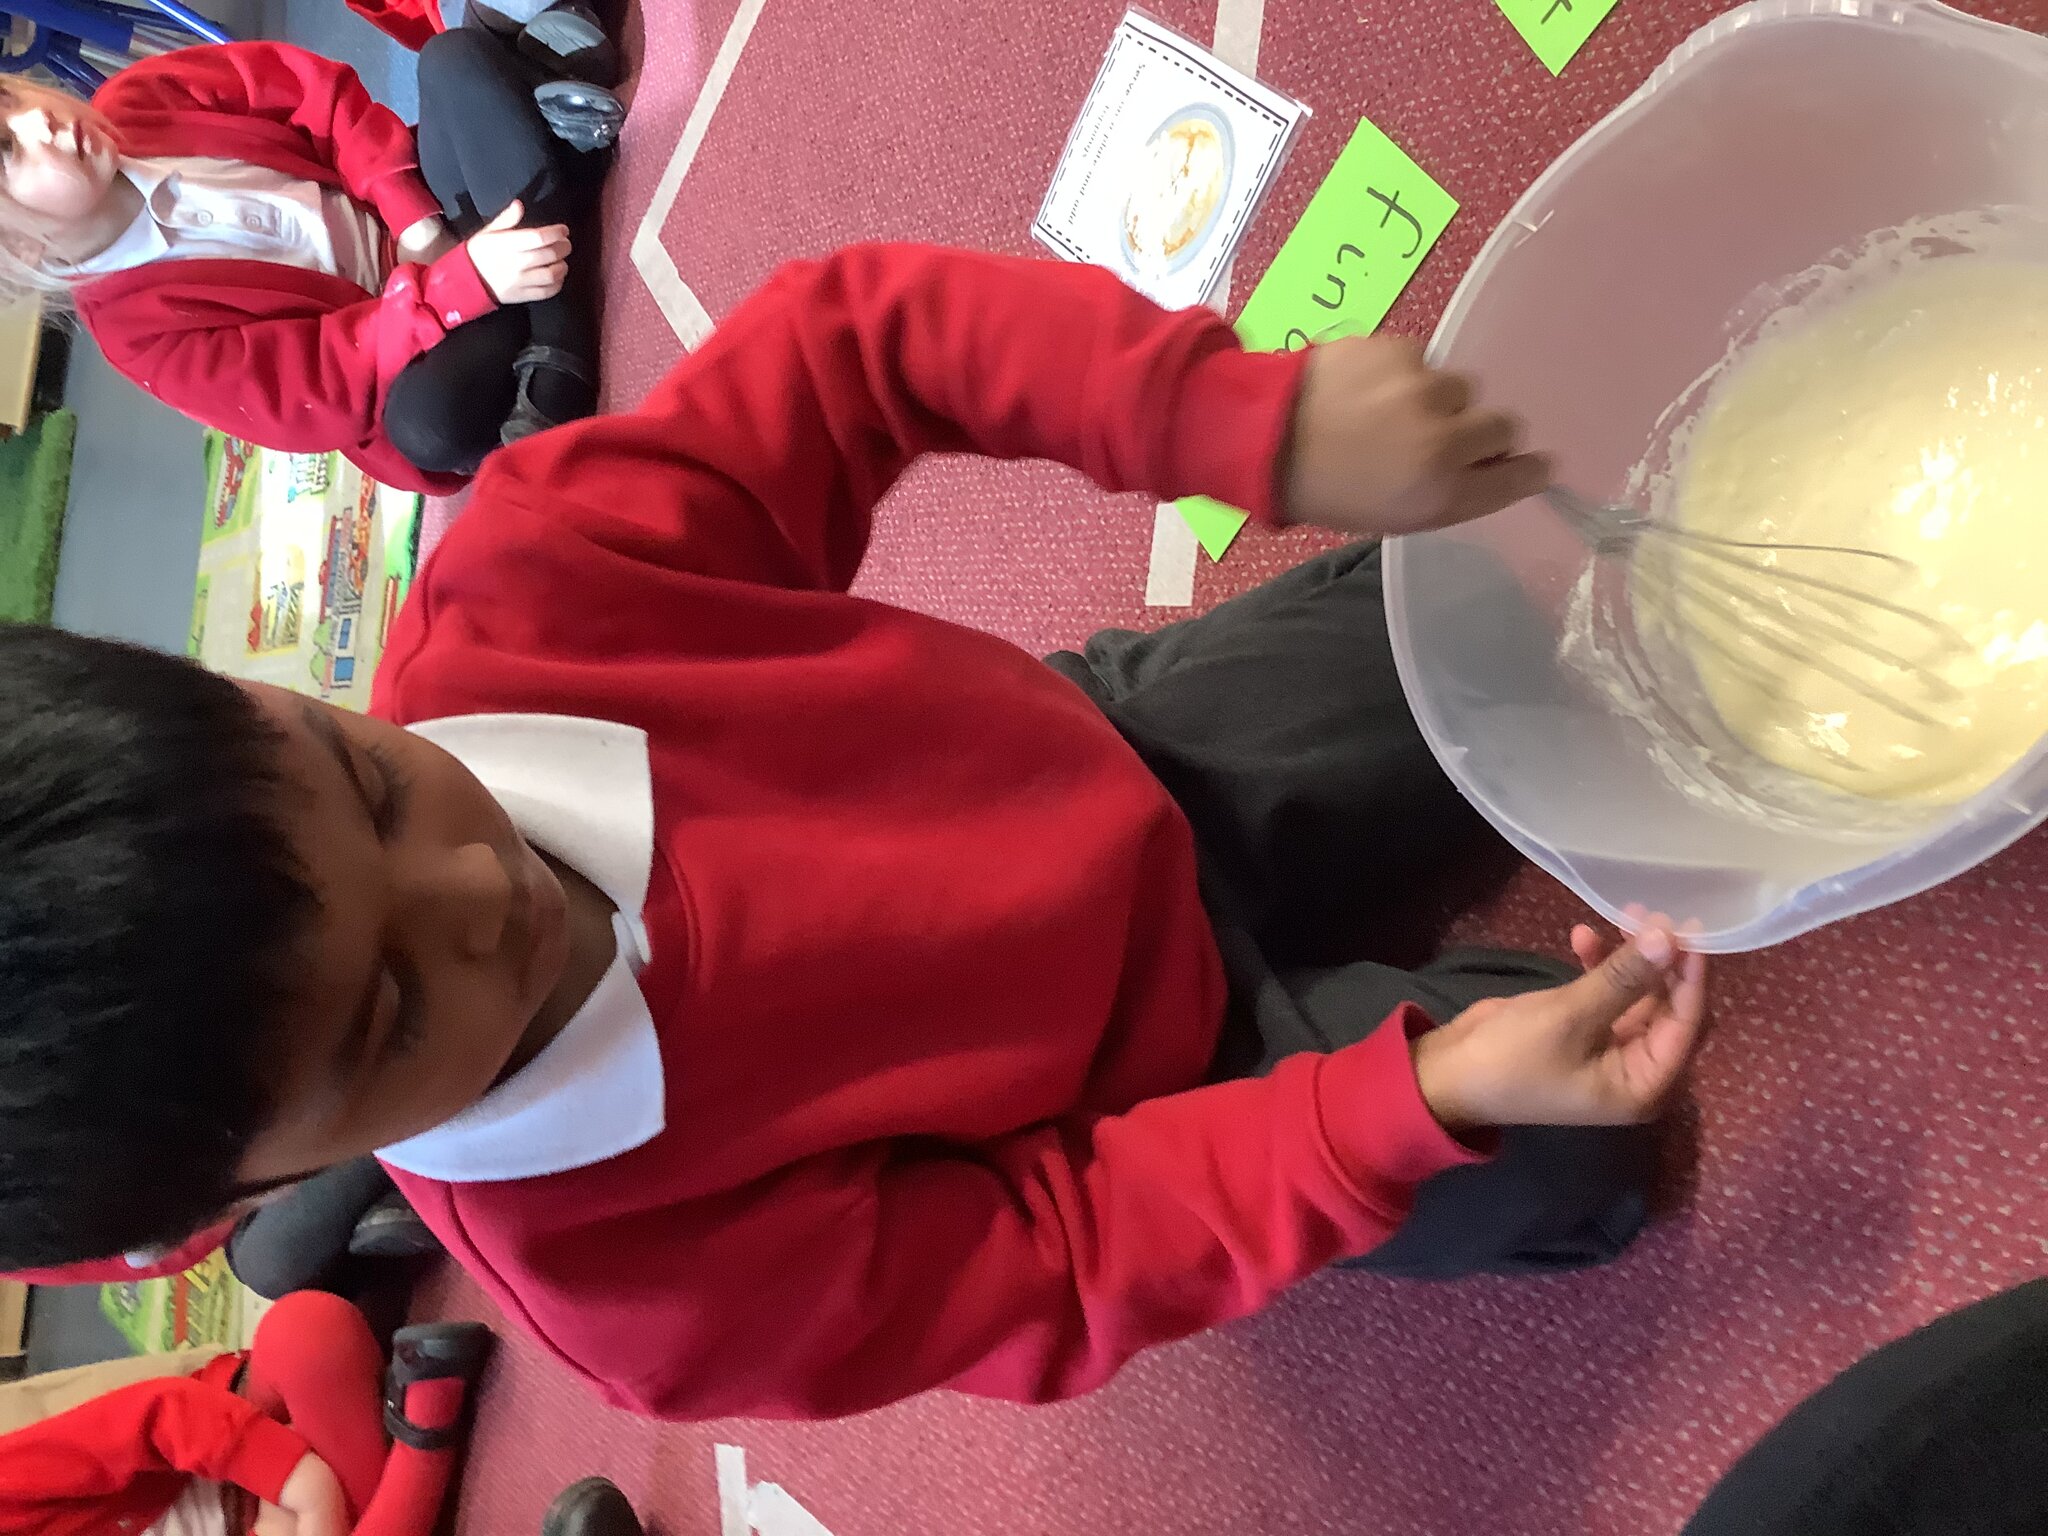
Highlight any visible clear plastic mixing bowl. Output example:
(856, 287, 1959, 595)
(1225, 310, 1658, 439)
(1387, 0, 2048, 951)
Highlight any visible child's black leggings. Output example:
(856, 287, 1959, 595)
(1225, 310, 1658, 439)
(1048, 542, 1657, 1279)
(383, 27, 603, 477)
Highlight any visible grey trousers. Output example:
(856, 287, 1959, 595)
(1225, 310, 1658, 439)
(1050, 543, 1655, 1277)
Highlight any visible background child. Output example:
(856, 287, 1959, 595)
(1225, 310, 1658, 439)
(0, 1291, 490, 1536)
(0, 35, 612, 493)
(0, 245, 1707, 1421)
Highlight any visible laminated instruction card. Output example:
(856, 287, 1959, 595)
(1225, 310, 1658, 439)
(1033, 10, 1308, 311)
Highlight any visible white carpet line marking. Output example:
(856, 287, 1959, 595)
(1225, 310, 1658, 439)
(630, 0, 772, 348)
(715, 1444, 752, 1536)
(1211, 0, 1267, 73)
(748, 1484, 838, 1536)
(1144, 0, 1268, 607)
(715, 1445, 838, 1536)
(1145, 503, 1200, 605)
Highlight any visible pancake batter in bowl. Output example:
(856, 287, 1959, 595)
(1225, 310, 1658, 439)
(1668, 260, 2048, 805)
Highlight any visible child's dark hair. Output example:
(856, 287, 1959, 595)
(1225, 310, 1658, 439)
(0, 625, 316, 1268)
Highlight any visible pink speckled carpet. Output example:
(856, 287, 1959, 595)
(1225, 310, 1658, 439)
(419, 2, 2048, 1533)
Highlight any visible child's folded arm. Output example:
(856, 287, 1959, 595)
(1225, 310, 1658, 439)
(0, 1377, 309, 1514)
(440, 1008, 1478, 1422)
(482, 243, 1311, 593)
(81, 266, 487, 455)
(96, 43, 442, 236)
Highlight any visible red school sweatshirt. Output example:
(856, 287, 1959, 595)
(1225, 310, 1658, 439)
(370, 244, 1486, 1420)
(20, 246, 1483, 1417)
(0, 1361, 308, 1536)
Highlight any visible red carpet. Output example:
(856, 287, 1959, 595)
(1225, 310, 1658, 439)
(422, 2, 2048, 1533)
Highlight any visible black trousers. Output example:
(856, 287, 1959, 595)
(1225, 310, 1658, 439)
(1050, 544, 1654, 1277)
(383, 28, 602, 477)
(1686, 1279, 2048, 1535)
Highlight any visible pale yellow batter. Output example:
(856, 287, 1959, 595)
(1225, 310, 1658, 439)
(1669, 260, 2048, 804)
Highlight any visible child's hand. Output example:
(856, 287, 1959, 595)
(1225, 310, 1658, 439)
(262, 1453, 347, 1536)
(1281, 334, 1552, 536)
(466, 200, 572, 305)
(1410, 920, 1707, 1132)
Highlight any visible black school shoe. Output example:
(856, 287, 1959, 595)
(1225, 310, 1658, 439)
(518, 1, 621, 88)
(385, 1320, 496, 1451)
(500, 344, 597, 446)
(542, 1479, 645, 1536)
(534, 79, 627, 152)
(347, 1190, 442, 1261)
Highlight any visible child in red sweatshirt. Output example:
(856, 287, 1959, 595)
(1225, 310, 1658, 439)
(0, 1292, 489, 1536)
(0, 36, 617, 492)
(0, 245, 1707, 1420)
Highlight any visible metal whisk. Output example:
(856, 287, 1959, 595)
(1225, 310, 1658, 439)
(1547, 485, 1972, 729)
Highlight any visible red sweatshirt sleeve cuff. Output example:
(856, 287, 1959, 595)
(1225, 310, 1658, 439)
(421, 244, 498, 332)
(1313, 1004, 1494, 1206)
(220, 1414, 312, 1504)
(1169, 342, 1311, 526)
(370, 170, 445, 240)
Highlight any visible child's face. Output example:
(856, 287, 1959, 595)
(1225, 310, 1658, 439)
(228, 686, 574, 1189)
(0, 82, 118, 228)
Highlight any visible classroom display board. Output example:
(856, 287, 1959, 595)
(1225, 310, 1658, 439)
(100, 1252, 270, 1354)
(186, 433, 422, 708)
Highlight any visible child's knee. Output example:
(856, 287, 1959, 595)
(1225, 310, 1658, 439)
(416, 24, 500, 91)
(385, 372, 504, 477)
(252, 1289, 367, 1357)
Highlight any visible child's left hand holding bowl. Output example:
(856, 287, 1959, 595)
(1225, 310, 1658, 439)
(1410, 918, 1709, 1133)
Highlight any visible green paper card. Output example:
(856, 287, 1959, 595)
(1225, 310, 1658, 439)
(1175, 494, 1254, 562)
(1175, 117, 1458, 561)
(1495, 0, 1621, 75)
